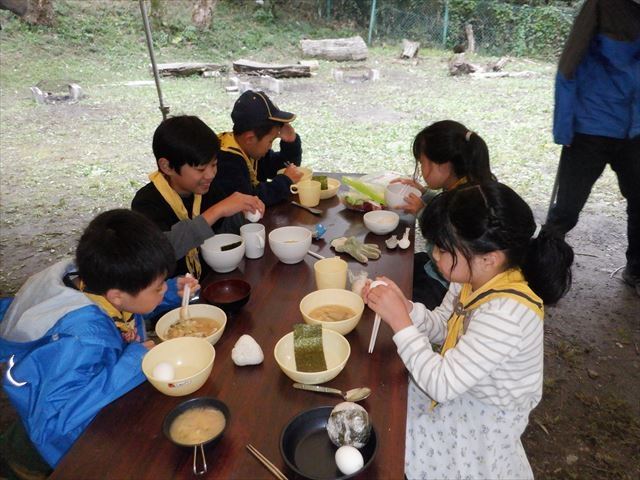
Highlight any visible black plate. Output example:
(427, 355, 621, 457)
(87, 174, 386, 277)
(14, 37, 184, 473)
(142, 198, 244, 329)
(280, 406, 377, 480)
(162, 397, 230, 447)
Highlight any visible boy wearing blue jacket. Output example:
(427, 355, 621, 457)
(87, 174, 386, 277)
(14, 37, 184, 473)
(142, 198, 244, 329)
(0, 209, 198, 476)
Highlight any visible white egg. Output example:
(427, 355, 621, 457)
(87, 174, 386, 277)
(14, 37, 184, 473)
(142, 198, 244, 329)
(244, 210, 262, 223)
(152, 362, 175, 381)
(335, 445, 364, 476)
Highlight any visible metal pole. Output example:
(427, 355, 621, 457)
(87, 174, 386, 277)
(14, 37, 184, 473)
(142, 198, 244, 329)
(139, 0, 169, 120)
(367, 0, 377, 46)
(442, 0, 449, 48)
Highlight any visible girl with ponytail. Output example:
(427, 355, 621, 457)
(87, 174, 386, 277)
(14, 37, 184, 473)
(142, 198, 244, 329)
(363, 181, 573, 479)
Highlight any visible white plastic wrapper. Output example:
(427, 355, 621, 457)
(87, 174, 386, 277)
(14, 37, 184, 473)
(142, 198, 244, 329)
(349, 270, 369, 298)
(231, 334, 264, 366)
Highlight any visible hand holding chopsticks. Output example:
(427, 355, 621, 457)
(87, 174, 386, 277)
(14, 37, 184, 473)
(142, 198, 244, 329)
(246, 444, 288, 480)
(367, 280, 388, 353)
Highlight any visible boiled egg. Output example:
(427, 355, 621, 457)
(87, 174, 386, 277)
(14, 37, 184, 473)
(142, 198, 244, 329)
(152, 362, 175, 381)
(335, 445, 364, 476)
(244, 210, 262, 223)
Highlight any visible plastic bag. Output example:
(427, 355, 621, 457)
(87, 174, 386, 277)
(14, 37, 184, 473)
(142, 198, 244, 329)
(349, 270, 369, 298)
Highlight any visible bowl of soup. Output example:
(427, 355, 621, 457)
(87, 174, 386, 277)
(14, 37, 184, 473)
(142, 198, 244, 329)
(274, 328, 351, 385)
(363, 210, 400, 235)
(142, 337, 215, 397)
(155, 304, 227, 346)
(200, 233, 245, 273)
(300, 289, 365, 335)
(277, 166, 313, 183)
(268, 226, 312, 264)
(163, 397, 230, 475)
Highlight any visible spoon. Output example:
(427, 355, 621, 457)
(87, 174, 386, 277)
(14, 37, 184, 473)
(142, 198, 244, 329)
(291, 201, 322, 215)
(293, 383, 372, 402)
(385, 234, 398, 249)
(398, 227, 411, 249)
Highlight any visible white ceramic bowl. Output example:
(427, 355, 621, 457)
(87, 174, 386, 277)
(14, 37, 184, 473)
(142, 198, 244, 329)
(155, 304, 227, 345)
(319, 178, 341, 200)
(384, 183, 422, 210)
(277, 166, 313, 182)
(268, 226, 312, 264)
(300, 289, 365, 335)
(142, 337, 215, 397)
(274, 329, 351, 385)
(200, 233, 245, 273)
(363, 210, 400, 235)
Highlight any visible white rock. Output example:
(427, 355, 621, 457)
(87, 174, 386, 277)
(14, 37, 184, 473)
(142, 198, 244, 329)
(232, 334, 264, 366)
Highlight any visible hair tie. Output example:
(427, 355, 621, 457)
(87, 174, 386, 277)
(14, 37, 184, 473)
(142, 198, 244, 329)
(465, 130, 473, 141)
(532, 223, 542, 239)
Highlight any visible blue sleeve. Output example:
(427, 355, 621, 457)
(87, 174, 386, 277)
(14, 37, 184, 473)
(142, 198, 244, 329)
(553, 72, 577, 146)
(144, 276, 181, 321)
(3, 311, 147, 466)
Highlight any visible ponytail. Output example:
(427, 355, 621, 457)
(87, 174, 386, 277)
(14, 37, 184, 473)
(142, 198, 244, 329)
(523, 229, 574, 305)
(463, 132, 493, 183)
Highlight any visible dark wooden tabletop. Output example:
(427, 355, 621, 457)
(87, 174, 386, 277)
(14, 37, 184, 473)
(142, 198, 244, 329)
(51, 180, 414, 480)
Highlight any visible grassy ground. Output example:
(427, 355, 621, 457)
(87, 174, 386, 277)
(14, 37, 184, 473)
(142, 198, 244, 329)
(1, 1, 637, 479)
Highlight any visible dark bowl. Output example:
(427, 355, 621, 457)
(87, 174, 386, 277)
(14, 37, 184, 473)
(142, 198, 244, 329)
(202, 279, 251, 314)
(162, 397, 230, 448)
(280, 406, 377, 480)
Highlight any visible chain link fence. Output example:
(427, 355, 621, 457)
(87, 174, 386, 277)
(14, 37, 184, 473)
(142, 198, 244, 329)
(286, 0, 578, 59)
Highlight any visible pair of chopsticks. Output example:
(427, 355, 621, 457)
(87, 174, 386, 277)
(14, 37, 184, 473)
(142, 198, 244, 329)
(246, 444, 288, 480)
(367, 280, 388, 354)
(180, 273, 192, 321)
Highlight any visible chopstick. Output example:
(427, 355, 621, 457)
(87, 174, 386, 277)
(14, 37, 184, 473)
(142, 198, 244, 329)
(367, 280, 388, 354)
(180, 273, 192, 320)
(246, 444, 288, 480)
(307, 250, 325, 260)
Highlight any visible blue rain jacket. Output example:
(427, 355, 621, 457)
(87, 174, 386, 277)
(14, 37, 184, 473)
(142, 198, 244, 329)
(553, 0, 640, 145)
(0, 261, 181, 467)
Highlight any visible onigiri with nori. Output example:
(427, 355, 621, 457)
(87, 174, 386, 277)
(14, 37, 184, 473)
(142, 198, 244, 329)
(326, 401, 371, 448)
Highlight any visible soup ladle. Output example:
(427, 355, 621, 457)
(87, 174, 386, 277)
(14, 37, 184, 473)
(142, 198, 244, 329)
(293, 383, 372, 402)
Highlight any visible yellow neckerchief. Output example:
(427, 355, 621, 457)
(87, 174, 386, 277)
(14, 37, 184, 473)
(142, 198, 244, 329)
(218, 131, 259, 187)
(79, 281, 138, 343)
(431, 268, 543, 409)
(149, 170, 202, 279)
(446, 176, 468, 191)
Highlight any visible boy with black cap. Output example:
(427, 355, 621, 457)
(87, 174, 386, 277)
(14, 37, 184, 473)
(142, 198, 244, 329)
(212, 90, 304, 206)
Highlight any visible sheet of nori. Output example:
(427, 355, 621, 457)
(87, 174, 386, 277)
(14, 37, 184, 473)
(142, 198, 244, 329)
(312, 175, 328, 190)
(293, 324, 327, 372)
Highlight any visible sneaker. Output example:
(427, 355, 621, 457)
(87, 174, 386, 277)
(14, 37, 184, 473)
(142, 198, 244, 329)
(622, 267, 640, 297)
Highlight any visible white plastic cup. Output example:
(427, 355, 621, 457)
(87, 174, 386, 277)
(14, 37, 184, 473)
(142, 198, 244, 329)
(290, 180, 321, 207)
(314, 257, 348, 290)
(240, 223, 266, 259)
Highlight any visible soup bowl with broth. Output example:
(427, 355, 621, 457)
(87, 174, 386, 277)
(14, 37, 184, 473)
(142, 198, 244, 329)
(163, 397, 230, 476)
(300, 289, 365, 335)
(155, 304, 227, 346)
(142, 337, 215, 397)
(268, 226, 312, 264)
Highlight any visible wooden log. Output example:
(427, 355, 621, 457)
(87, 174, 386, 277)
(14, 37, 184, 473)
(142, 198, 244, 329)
(400, 39, 420, 59)
(156, 62, 226, 77)
(232, 59, 311, 78)
(299, 36, 368, 61)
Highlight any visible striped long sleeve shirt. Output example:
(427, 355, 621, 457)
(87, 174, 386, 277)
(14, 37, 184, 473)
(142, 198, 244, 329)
(393, 282, 544, 410)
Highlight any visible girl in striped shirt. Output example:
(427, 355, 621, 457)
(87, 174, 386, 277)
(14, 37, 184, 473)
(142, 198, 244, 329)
(364, 182, 574, 479)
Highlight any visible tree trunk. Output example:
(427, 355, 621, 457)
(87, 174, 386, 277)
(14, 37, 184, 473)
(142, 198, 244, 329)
(465, 24, 475, 53)
(300, 36, 368, 61)
(150, 0, 165, 29)
(232, 59, 311, 78)
(192, 0, 217, 30)
(400, 39, 420, 59)
(4, 0, 55, 25)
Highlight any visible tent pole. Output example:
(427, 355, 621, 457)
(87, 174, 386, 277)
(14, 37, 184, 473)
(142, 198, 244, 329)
(139, 0, 169, 120)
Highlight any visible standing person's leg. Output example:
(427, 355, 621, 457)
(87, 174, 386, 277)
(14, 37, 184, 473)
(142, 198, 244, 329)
(610, 135, 640, 294)
(545, 134, 609, 235)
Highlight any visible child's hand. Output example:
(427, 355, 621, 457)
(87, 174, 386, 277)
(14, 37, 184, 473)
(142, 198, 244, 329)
(177, 274, 200, 298)
(390, 177, 425, 193)
(219, 192, 264, 217)
(142, 340, 155, 350)
(279, 123, 297, 142)
(366, 281, 412, 333)
(283, 164, 304, 183)
(402, 193, 426, 215)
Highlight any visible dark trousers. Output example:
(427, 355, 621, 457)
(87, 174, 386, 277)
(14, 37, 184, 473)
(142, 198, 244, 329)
(546, 133, 640, 276)
(412, 252, 448, 310)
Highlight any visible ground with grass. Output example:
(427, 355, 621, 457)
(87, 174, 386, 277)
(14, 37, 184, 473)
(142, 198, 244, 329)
(0, 1, 638, 479)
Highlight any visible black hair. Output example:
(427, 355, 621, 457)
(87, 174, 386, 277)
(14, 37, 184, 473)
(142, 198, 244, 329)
(76, 209, 176, 295)
(233, 120, 283, 140)
(420, 182, 573, 305)
(412, 120, 493, 183)
(152, 115, 220, 174)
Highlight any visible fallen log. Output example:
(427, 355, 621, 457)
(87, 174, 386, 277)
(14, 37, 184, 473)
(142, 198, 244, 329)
(232, 59, 311, 78)
(448, 54, 509, 77)
(400, 39, 420, 59)
(156, 62, 226, 77)
(299, 36, 368, 61)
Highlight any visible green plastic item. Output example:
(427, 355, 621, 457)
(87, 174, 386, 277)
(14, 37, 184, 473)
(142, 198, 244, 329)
(342, 176, 386, 205)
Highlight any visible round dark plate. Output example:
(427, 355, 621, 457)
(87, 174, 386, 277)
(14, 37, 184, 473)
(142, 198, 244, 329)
(162, 397, 230, 447)
(201, 279, 251, 314)
(280, 406, 377, 480)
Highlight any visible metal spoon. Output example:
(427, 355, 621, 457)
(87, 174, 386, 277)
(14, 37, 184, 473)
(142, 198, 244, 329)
(291, 201, 322, 215)
(293, 383, 372, 402)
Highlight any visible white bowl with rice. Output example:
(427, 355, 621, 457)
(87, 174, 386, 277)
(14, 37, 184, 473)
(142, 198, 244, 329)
(155, 304, 227, 346)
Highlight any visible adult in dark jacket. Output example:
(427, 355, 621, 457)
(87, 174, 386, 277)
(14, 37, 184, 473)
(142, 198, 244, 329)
(213, 90, 304, 206)
(546, 0, 640, 296)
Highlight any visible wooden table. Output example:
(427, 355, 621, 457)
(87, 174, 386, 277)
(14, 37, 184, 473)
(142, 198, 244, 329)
(51, 183, 414, 479)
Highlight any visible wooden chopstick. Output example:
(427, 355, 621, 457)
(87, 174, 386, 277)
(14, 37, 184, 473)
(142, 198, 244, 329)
(246, 444, 288, 480)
